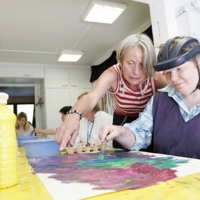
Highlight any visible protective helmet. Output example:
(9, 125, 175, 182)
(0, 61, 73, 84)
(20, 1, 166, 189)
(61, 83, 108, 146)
(154, 36, 200, 71)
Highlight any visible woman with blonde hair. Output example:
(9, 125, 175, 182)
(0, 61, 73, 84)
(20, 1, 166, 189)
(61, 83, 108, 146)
(15, 112, 33, 136)
(56, 33, 167, 151)
(75, 92, 113, 146)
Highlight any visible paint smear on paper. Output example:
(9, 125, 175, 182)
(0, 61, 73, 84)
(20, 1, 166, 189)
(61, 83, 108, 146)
(29, 151, 188, 191)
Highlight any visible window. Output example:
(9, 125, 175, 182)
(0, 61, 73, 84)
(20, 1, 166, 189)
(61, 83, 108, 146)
(17, 104, 35, 125)
(7, 103, 35, 126)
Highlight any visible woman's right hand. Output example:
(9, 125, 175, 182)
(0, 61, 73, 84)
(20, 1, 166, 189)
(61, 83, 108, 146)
(99, 125, 122, 142)
(99, 125, 136, 149)
(31, 128, 37, 135)
(55, 113, 80, 151)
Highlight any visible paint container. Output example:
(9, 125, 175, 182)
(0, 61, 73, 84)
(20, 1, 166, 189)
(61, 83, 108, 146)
(22, 139, 60, 158)
(98, 144, 103, 151)
(66, 147, 75, 154)
(76, 144, 83, 153)
(76, 147, 83, 153)
(82, 146, 86, 152)
(85, 146, 91, 153)
(93, 145, 99, 152)
(93, 140, 99, 152)
(17, 136, 39, 147)
(0, 92, 18, 189)
(90, 145, 95, 151)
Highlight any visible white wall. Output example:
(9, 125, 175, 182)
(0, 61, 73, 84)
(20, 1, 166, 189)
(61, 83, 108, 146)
(93, 19, 151, 66)
(175, 1, 200, 41)
(0, 15, 154, 130)
(0, 62, 91, 129)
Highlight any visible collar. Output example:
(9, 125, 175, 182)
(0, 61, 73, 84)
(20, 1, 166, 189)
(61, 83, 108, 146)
(158, 85, 189, 113)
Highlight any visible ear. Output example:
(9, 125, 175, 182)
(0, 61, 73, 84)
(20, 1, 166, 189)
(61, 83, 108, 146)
(198, 60, 200, 66)
(196, 55, 200, 66)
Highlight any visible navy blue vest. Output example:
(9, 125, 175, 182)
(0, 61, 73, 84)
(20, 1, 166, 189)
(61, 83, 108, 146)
(152, 92, 200, 159)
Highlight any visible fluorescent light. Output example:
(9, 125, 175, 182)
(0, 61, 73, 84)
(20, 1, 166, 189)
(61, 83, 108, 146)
(82, 0, 127, 24)
(58, 50, 83, 62)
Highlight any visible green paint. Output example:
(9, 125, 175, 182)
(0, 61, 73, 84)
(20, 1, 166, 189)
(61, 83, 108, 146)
(125, 178, 132, 183)
(98, 153, 105, 160)
(78, 155, 188, 170)
(143, 157, 188, 169)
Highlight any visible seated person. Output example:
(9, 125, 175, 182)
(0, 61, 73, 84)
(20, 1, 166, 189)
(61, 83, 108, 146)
(16, 112, 33, 136)
(74, 92, 113, 147)
(99, 36, 200, 159)
(34, 92, 113, 147)
(32, 106, 72, 135)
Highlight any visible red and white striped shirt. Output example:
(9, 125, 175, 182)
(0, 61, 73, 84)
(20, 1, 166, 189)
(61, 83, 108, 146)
(109, 64, 156, 117)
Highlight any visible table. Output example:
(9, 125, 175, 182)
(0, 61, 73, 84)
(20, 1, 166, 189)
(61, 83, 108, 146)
(1, 148, 200, 200)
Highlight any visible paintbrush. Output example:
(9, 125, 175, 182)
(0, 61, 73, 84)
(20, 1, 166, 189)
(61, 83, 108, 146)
(98, 140, 107, 160)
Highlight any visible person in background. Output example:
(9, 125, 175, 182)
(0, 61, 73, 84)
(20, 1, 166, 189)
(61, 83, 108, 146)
(55, 33, 167, 151)
(32, 106, 72, 135)
(99, 36, 200, 159)
(16, 112, 33, 136)
(33, 93, 113, 147)
(75, 92, 113, 147)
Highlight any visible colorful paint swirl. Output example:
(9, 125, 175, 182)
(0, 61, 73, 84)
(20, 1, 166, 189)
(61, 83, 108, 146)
(29, 151, 188, 191)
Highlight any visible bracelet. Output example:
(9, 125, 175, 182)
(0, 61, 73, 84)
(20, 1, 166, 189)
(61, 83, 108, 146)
(66, 110, 82, 120)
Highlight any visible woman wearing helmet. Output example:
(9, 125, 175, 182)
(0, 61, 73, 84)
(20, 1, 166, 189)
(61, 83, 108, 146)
(99, 36, 200, 159)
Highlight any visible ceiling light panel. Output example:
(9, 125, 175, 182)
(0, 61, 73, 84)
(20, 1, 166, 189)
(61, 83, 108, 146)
(82, 0, 127, 24)
(58, 50, 83, 62)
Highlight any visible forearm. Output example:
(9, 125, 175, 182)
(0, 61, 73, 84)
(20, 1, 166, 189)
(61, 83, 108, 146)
(71, 94, 99, 117)
(35, 128, 55, 135)
(71, 70, 114, 117)
(114, 127, 136, 149)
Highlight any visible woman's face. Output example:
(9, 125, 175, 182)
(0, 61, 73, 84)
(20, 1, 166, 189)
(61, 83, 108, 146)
(121, 46, 146, 88)
(18, 117, 26, 127)
(164, 60, 199, 95)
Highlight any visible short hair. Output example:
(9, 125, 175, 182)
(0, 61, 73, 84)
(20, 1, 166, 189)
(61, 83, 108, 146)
(116, 33, 156, 78)
(77, 92, 101, 112)
(59, 106, 72, 115)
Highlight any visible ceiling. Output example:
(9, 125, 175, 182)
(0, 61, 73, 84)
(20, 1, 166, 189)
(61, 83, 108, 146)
(0, 0, 151, 67)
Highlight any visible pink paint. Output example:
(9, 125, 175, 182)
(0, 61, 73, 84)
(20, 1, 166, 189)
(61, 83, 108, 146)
(29, 151, 187, 191)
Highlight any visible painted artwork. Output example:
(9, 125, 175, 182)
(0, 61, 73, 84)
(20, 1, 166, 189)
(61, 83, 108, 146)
(174, 0, 200, 42)
(28, 151, 200, 200)
(175, 0, 200, 18)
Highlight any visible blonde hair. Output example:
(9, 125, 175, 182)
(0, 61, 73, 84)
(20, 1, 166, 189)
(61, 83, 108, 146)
(116, 33, 156, 78)
(15, 112, 30, 131)
(77, 92, 101, 112)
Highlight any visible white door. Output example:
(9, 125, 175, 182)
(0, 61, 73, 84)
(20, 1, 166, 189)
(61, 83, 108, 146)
(45, 88, 71, 129)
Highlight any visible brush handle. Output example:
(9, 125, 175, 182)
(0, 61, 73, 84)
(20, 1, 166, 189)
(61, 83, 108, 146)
(101, 141, 107, 153)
